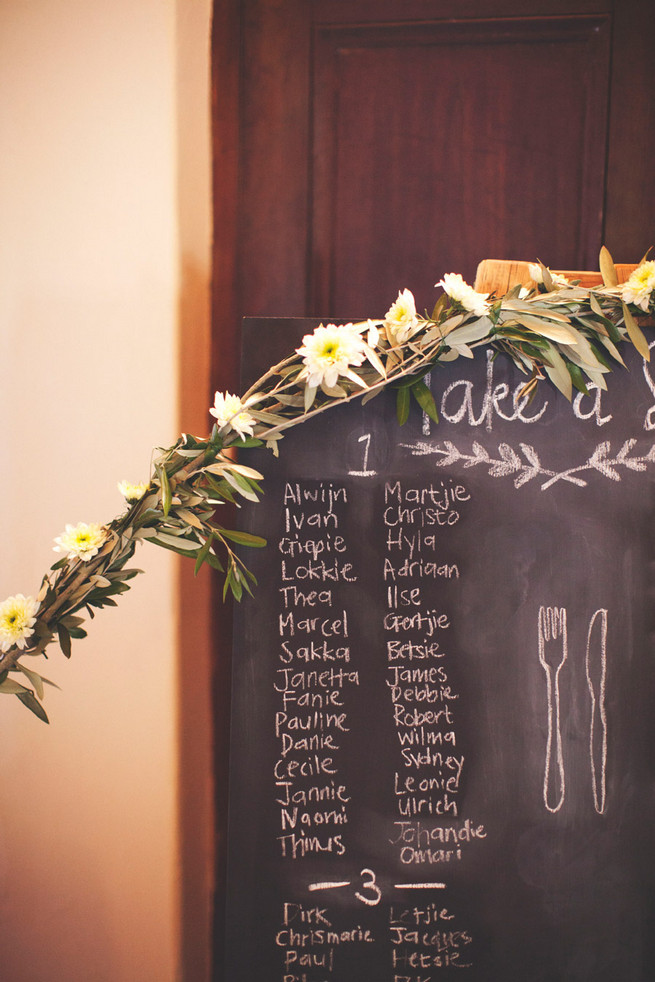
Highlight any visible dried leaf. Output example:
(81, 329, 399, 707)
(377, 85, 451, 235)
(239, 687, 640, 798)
(320, 380, 347, 398)
(275, 394, 305, 407)
(505, 313, 578, 345)
(439, 348, 460, 362)
(175, 507, 205, 531)
(0, 677, 29, 695)
(227, 463, 264, 481)
(445, 316, 493, 346)
(437, 313, 464, 337)
(598, 334, 626, 368)
(543, 345, 573, 401)
(304, 385, 317, 412)
(342, 369, 368, 389)
(505, 299, 571, 323)
(17, 664, 45, 700)
(622, 302, 651, 361)
(541, 263, 554, 292)
(599, 246, 618, 287)
(364, 344, 386, 378)
(452, 343, 475, 359)
(588, 292, 604, 318)
(361, 387, 382, 406)
(431, 292, 448, 321)
(248, 408, 287, 424)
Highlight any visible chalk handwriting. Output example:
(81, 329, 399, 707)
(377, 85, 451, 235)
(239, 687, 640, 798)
(440, 350, 548, 431)
(573, 384, 612, 427)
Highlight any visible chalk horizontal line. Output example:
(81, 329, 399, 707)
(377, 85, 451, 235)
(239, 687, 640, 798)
(394, 882, 446, 889)
(308, 881, 351, 891)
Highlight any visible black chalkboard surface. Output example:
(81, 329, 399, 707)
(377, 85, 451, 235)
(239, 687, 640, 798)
(224, 317, 655, 982)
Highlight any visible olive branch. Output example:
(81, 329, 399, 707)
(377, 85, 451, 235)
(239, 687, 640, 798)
(1, 248, 653, 721)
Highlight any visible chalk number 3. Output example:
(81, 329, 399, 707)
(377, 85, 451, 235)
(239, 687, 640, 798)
(355, 868, 381, 906)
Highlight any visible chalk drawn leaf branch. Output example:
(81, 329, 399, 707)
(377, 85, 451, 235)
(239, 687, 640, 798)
(1, 249, 654, 720)
(402, 437, 655, 490)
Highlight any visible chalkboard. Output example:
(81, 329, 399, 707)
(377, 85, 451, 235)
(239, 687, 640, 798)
(224, 317, 655, 982)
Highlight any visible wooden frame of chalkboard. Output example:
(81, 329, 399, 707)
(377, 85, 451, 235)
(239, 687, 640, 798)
(223, 316, 655, 981)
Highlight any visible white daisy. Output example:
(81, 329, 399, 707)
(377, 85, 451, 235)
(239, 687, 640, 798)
(53, 522, 108, 561)
(297, 323, 367, 389)
(384, 289, 419, 343)
(622, 260, 655, 312)
(209, 392, 256, 439)
(118, 480, 149, 502)
(436, 273, 490, 317)
(0, 594, 40, 653)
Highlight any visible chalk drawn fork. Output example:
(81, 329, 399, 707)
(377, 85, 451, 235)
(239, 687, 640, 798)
(538, 606, 568, 813)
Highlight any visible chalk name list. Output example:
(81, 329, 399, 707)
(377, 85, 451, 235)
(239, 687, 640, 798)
(276, 482, 357, 863)
(272, 477, 481, 979)
(382, 478, 477, 973)
(275, 481, 379, 980)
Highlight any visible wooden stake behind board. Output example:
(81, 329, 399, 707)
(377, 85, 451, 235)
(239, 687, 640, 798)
(474, 259, 638, 295)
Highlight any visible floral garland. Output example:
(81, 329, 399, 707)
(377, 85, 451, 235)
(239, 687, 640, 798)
(1, 248, 654, 722)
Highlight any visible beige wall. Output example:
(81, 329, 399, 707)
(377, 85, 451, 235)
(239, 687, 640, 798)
(0, 1, 213, 979)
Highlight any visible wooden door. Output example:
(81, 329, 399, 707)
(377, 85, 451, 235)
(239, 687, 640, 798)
(212, 0, 655, 393)
(210, 0, 654, 975)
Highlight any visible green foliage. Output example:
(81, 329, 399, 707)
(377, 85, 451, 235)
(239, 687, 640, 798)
(2, 246, 652, 721)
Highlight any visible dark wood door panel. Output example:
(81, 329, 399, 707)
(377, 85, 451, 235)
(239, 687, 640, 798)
(311, 16, 611, 315)
(214, 0, 654, 346)
(237, 0, 311, 317)
(215, 0, 655, 343)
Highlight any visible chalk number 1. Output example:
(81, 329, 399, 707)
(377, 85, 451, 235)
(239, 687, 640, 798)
(349, 433, 377, 477)
(358, 433, 371, 472)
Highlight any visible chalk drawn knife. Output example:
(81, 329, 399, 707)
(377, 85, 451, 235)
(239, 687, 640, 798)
(586, 608, 608, 814)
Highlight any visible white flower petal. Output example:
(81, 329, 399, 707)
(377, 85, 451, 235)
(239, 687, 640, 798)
(210, 391, 256, 439)
(296, 323, 367, 390)
(0, 594, 39, 652)
(437, 273, 490, 316)
(53, 522, 107, 561)
(384, 289, 419, 343)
